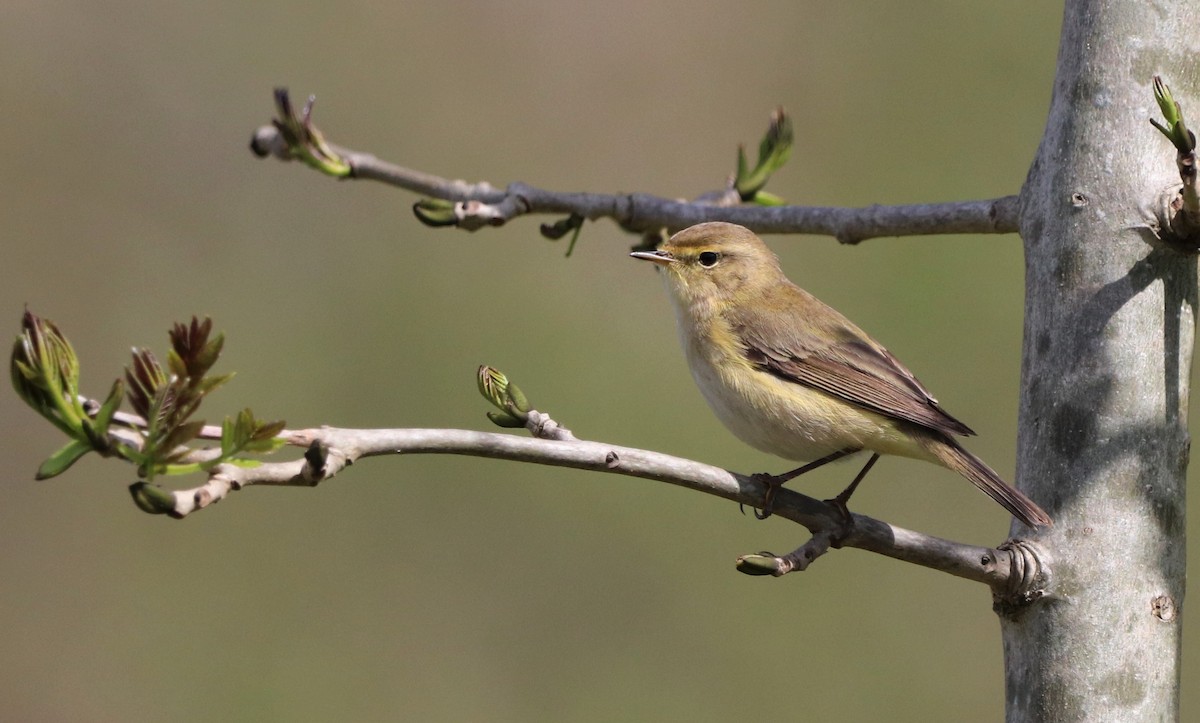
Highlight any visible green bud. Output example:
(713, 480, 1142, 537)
(734, 107, 793, 201)
(269, 89, 351, 177)
(129, 482, 178, 516)
(413, 198, 459, 227)
(506, 382, 530, 414)
(1150, 75, 1195, 153)
(477, 365, 509, 409)
(11, 310, 88, 438)
(1154, 76, 1179, 128)
(735, 553, 781, 576)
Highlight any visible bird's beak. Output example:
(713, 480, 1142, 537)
(630, 250, 675, 267)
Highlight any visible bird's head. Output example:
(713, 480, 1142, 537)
(631, 222, 786, 311)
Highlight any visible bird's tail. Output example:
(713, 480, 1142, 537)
(923, 436, 1052, 528)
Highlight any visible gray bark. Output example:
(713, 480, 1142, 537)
(1009, 1, 1196, 719)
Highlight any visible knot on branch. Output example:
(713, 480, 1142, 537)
(524, 410, 575, 441)
(1145, 185, 1200, 253)
(991, 539, 1051, 618)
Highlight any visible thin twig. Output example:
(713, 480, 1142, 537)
(250, 125, 1018, 244)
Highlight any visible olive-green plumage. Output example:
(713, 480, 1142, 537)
(632, 222, 1051, 528)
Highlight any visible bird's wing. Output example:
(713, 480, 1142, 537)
(732, 301, 976, 438)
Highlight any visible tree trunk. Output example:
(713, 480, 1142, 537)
(1008, 1, 1195, 719)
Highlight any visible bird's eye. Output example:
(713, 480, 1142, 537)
(698, 251, 721, 267)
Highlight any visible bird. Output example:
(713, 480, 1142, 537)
(630, 221, 1051, 528)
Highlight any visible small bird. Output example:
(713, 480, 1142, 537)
(631, 222, 1051, 528)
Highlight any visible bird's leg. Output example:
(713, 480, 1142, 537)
(825, 453, 880, 542)
(749, 447, 859, 520)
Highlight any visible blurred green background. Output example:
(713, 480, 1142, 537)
(2, 2, 1191, 721)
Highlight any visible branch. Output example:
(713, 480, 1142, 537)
(21, 311, 1046, 610)
(127, 410, 1043, 609)
(249, 89, 1019, 245)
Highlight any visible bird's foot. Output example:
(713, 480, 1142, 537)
(742, 472, 785, 520)
(821, 452, 877, 545)
(822, 494, 856, 547)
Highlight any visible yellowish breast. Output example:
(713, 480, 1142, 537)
(673, 303, 925, 463)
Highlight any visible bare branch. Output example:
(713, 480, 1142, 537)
(250, 121, 1018, 244)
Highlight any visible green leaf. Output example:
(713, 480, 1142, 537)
(92, 378, 124, 436)
(564, 222, 583, 258)
(271, 89, 352, 177)
(506, 382, 530, 414)
(166, 347, 188, 380)
(169, 318, 220, 379)
(194, 331, 224, 377)
(750, 190, 786, 207)
(486, 410, 526, 428)
(734, 108, 793, 201)
(251, 419, 287, 441)
(158, 462, 204, 476)
(125, 348, 167, 419)
(11, 339, 40, 408)
(242, 436, 287, 454)
(194, 372, 235, 398)
(35, 439, 93, 480)
(214, 409, 285, 460)
(1150, 75, 1195, 153)
(1153, 76, 1180, 128)
(220, 414, 239, 456)
(160, 419, 207, 454)
(222, 458, 265, 469)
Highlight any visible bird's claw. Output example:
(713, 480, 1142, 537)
(747, 472, 783, 520)
(822, 495, 856, 546)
